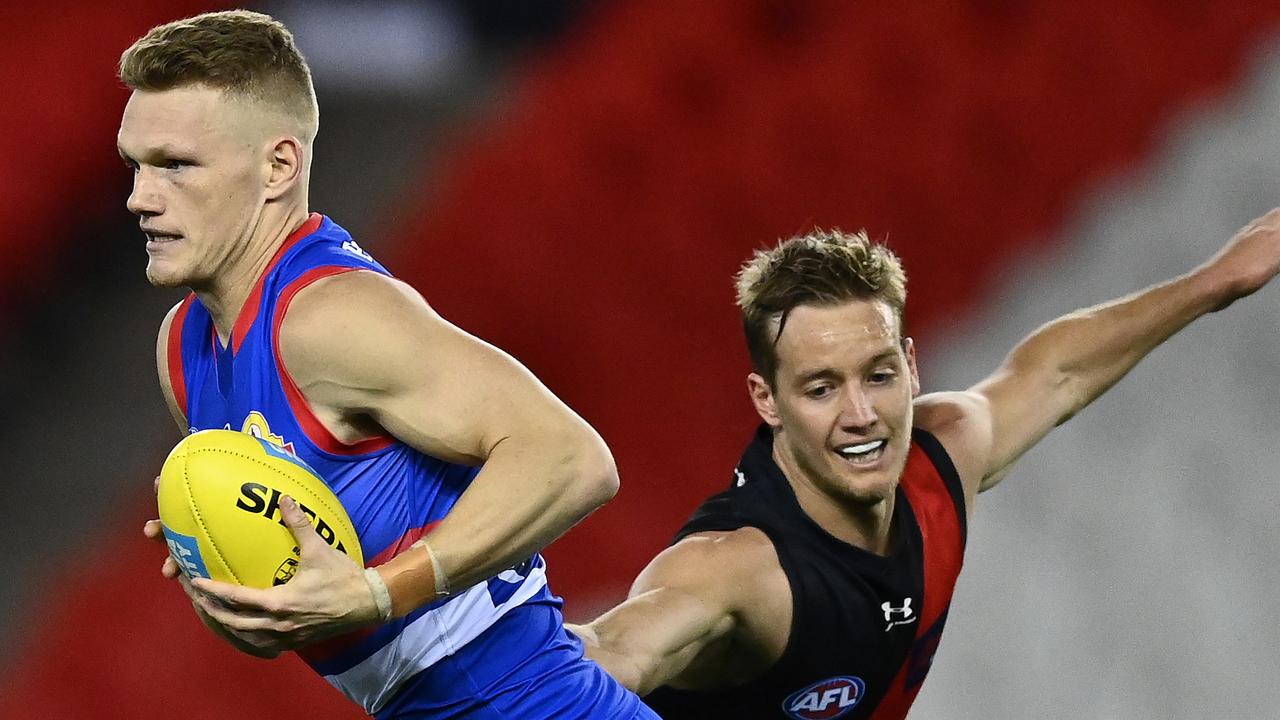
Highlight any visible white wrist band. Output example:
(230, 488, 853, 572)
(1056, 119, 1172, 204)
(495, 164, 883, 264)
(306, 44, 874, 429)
(411, 538, 451, 599)
(364, 567, 393, 621)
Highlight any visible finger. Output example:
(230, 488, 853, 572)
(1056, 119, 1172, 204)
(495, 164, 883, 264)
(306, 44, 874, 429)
(161, 555, 180, 579)
(279, 495, 325, 554)
(195, 595, 284, 631)
(143, 519, 164, 541)
(153, 475, 161, 494)
(192, 577, 278, 613)
(177, 575, 203, 602)
(191, 602, 285, 658)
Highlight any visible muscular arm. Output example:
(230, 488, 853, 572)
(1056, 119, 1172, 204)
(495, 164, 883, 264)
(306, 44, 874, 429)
(571, 528, 787, 695)
(917, 208, 1280, 499)
(279, 270, 618, 615)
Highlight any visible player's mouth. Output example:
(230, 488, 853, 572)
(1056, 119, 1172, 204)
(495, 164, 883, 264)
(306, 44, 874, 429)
(144, 230, 183, 250)
(834, 439, 887, 467)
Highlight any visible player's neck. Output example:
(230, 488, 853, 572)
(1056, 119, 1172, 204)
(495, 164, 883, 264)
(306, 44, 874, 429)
(200, 205, 311, 346)
(773, 445, 896, 556)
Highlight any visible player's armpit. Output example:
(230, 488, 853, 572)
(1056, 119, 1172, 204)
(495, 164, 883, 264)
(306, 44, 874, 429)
(577, 529, 785, 695)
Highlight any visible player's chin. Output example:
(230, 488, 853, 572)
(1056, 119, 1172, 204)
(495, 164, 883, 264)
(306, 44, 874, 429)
(145, 262, 188, 288)
(844, 478, 896, 504)
(833, 456, 903, 501)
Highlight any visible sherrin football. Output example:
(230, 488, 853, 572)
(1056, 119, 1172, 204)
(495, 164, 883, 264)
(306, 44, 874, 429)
(157, 429, 363, 587)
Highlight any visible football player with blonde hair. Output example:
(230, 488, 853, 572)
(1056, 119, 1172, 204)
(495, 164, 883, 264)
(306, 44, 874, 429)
(122, 11, 656, 719)
(572, 217, 1280, 718)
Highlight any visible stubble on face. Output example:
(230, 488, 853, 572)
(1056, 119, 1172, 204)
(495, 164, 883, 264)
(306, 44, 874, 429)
(118, 86, 273, 291)
(761, 300, 919, 511)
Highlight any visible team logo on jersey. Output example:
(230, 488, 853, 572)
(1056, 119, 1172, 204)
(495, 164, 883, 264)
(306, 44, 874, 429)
(782, 676, 865, 719)
(341, 239, 373, 261)
(882, 597, 916, 631)
(240, 411, 298, 458)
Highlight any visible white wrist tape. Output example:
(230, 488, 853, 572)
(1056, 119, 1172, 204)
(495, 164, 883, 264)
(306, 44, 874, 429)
(411, 537, 451, 599)
(364, 567, 393, 622)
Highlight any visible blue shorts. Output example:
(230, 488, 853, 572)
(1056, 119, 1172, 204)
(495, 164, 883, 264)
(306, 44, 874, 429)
(374, 601, 658, 719)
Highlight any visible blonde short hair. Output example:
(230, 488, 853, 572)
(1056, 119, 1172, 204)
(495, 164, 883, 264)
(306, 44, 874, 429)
(735, 229, 907, 383)
(119, 10, 318, 143)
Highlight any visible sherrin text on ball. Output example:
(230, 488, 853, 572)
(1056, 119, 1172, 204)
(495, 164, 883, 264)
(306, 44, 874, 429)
(157, 429, 363, 588)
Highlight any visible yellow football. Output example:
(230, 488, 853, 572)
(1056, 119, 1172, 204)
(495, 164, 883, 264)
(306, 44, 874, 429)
(157, 429, 363, 587)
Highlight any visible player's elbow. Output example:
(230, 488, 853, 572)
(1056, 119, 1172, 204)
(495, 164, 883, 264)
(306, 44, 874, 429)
(1004, 348, 1089, 426)
(538, 422, 618, 516)
(571, 433, 620, 511)
(582, 633, 661, 694)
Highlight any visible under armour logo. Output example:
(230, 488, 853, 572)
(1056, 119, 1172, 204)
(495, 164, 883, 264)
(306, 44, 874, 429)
(882, 598, 916, 631)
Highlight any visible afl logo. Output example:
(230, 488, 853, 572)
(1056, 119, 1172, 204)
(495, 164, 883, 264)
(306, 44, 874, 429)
(782, 676, 865, 719)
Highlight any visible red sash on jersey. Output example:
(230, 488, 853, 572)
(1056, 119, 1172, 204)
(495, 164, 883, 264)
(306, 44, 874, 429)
(870, 440, 966, 719)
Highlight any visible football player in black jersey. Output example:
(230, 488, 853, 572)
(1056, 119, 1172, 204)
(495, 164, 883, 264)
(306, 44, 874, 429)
(568, 211, 1280, 719)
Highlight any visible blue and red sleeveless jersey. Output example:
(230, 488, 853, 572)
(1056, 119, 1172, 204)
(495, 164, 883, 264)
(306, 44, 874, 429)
(166, 214, 557, 713)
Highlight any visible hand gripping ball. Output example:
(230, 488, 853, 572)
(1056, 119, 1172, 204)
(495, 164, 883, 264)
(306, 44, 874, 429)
(157, 429, 363, 587)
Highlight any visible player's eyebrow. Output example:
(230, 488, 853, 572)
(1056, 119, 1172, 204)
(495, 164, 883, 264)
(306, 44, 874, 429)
(861, 348, 900, 369)
(794, 367, 841, 385)
(117, 142, 196, 164)
(793, 349, 900, 385)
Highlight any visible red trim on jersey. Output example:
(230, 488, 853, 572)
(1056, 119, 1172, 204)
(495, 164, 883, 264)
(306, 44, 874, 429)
(272, 265, 396, 456)
(166, 293, 196, 420)
(869, 441, 965, 720)
(295, 520, 441, 664)
(366, 520, 443, 567)
(229, 212, 324, 354)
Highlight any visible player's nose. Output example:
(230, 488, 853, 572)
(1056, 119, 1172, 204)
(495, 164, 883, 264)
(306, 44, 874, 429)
(838, 385, 878, 429)
(126, 167, 163, 216)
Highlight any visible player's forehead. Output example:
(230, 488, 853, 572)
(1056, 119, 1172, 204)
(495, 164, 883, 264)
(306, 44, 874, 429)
(773, 299, 902, 377)
(117, 85, 243, 157)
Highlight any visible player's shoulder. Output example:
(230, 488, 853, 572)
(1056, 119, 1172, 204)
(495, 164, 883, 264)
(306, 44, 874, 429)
(274, 269, 443, 404)
(285, 267, 418, 314)
(279, 269, 430, 347)
(156, 295, 195, 364)
(156, 296, 194, 431)
(157, 295, 190, 335)
(912, 390, 992, 501)
(645, 527, 784, 602)
(913, 390, 988, 430)
(677, 526, 778, 561)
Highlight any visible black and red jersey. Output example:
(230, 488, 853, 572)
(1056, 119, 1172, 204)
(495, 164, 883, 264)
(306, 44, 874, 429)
(644, 424, 967, 719)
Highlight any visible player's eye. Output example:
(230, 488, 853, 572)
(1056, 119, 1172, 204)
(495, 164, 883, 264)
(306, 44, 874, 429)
(868, 369, 898, 384)
(805, 384, 834, 399)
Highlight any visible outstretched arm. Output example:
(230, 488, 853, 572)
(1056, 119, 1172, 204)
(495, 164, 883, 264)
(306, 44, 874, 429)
(569, 528, 787, 695)
(919, 208, 1280, 497)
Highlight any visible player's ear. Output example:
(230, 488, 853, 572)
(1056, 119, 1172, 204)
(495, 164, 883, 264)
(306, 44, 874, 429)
(903, 337, 921, 397)
(748, 372, 782, 428)
(264, 136, 304, 200)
